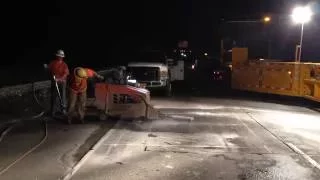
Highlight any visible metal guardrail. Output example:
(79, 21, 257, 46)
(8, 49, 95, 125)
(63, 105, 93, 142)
(0, 81, 50, 97)
(0, 70, 110, 97)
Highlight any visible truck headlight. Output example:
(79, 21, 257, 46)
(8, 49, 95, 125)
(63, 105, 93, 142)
(128, 79, 137, 83)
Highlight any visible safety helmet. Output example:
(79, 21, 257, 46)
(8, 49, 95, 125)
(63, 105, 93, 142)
(75, 67, 87, 78)
(56, 49, 65, 57)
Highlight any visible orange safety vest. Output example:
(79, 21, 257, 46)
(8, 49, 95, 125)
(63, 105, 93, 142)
(69, 68, 95, 93)
(49, 59, 69, 80)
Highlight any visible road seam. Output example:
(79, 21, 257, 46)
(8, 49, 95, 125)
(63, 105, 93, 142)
(287, 143, 320, 170)
(246, 112, 320, 171)
(232, 112, 272, 153)
(60, 120, 122, 180)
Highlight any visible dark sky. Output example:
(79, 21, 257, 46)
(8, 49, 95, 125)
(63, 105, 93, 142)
(2, 0, 318, 67)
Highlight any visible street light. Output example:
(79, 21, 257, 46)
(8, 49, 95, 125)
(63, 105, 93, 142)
(224, 16, 271, 23)
(291, 6, 313, 62)
(263, 16, 271, 23)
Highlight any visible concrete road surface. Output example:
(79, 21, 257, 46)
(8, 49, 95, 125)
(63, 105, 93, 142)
(0, 117, 116, 180)
(70, 97, 320, 180)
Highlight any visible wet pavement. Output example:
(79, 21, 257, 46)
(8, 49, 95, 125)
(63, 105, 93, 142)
(0, 117, 116, 180)
(70, 97, 320, 180)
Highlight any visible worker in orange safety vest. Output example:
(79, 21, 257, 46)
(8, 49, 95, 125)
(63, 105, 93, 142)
(67, 67, 104, 124)
(48, 49, 69, 116)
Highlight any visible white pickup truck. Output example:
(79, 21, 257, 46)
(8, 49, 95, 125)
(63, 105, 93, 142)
(127, 62, 171, 96)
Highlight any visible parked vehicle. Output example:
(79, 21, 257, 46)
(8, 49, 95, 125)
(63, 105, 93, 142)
(127, 50, 172, 96)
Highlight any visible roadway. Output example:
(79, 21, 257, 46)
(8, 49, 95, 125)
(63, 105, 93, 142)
(68, 97, 320, 180)
(0, 117, 116, 180)
(0, 96, 319, 179)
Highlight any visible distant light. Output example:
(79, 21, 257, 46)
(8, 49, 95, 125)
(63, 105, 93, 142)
(288, 71, 292, 75)
(259, 58, 265, 61)
(292, 6, 312, 24)
(128, 79, 137, 83)
(264, 16, 271, 22)
(204, 53, 208, 56)
(191, 64, 195, 69)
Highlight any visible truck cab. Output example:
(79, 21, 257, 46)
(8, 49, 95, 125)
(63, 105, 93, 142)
(127, 51, 172, 96)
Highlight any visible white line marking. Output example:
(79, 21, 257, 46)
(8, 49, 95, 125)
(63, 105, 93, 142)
(232, 112, 261, 138)
(105, 124, 127, 156)
(263, 145, 272, 153)
(169, 115, 194, 121)
(246, 112, 320, 171)
(234, 112, 277, 154)
(100, 143, 267, 150)
(60, 121, 122, 180)
(287, 143, 320, 170)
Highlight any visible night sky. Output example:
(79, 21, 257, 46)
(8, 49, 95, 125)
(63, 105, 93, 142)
(2, 0, 319, 69)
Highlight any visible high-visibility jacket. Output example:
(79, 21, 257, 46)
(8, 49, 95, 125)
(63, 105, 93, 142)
(69, 68, 96, 93)
(49, 59, 69, 81)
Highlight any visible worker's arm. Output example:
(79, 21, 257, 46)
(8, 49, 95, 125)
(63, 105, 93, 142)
(47, 62, 53, 72)
(86, 69, 104, 80)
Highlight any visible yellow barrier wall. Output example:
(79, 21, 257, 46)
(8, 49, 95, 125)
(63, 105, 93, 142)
(300, 63, 320, 102)
(232, 62, 300, 96)
(232, 48, 248, 66)
(260, 62, 300, 96)
(232, 63, 260, 91)
(231, 48, 320, 102)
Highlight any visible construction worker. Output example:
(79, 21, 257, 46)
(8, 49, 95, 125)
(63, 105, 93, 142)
(118, 66, 127, 84)
(48, 49, 69, 116)
(68, 67, 104, 124)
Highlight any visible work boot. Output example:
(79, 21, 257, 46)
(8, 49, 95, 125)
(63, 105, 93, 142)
(80, 117, 85, 124)
(67, 116, 72, 125)
(79, 112, 85, 124)
(62, 109, 67, 116)
(51, 111, 56, 118)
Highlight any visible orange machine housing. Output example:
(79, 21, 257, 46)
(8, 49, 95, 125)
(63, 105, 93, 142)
(93, 83, 151, 119)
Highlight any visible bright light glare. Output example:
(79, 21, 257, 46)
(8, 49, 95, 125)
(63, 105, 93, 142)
(128, 79, 137, 83)
(204, 53, 208, 56)
(264, 16, 271, 22)
(292, 6, 312, 24)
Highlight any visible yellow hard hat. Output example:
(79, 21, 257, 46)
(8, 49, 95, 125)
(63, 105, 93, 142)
(75, 68, 88, 78)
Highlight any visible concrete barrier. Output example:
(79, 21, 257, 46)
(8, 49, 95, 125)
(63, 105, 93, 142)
(0, 70, 111, 121)
(0, 81, 50, 98)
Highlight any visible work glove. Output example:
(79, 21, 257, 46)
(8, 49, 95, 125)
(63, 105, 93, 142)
(97, 74, 104, 81)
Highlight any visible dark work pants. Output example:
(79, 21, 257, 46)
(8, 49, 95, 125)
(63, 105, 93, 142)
(51, 80, 67, 115)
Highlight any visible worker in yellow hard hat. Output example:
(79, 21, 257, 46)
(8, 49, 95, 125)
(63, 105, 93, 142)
(67, 67, 104, 124)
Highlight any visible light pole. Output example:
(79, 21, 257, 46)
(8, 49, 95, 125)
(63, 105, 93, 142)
(291, 6, 313, 62)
